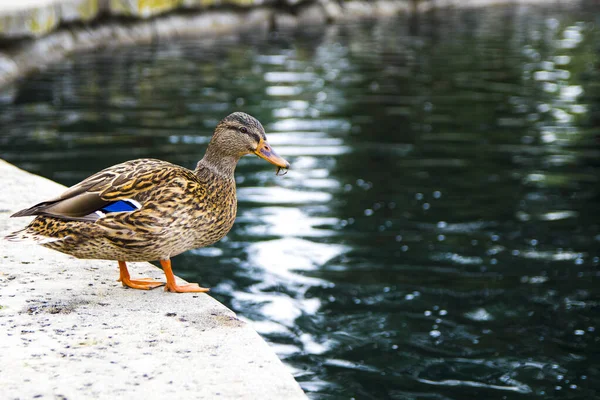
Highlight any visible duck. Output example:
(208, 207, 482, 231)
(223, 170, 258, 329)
(5, 112, 289, 293)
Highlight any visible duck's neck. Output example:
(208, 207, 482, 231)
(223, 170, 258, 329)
(195, 145, 239, 178)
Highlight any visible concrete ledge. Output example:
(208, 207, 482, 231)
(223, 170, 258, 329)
(0, 159, 306, 399)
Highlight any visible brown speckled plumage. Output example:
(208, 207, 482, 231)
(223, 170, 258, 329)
(26, 159, 237, 261)
(6, 112, 290, 293)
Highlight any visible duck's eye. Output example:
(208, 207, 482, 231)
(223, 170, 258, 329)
(239, 127, 248, 134)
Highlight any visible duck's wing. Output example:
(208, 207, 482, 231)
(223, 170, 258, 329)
(11, 159, 172, 222)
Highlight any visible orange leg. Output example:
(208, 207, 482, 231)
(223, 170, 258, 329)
(118, 261, 164, 290)
(160, 259, 210, 293)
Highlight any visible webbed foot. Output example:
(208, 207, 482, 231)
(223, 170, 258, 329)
(160, 259, 210, 294)
(118, 261, 164, 290)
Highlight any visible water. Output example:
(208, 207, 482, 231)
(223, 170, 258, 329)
(1, 4, 599, 399)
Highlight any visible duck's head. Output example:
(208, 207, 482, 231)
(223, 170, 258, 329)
(209, 112, 289, 173)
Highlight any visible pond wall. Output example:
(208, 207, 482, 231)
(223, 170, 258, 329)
(0, 0, 585, 89)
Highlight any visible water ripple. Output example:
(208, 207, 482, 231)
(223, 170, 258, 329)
(416, 378, 532, 394)
(238, 187, 332, 204)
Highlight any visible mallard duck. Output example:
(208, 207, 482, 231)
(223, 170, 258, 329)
(5, 112, 289, 293)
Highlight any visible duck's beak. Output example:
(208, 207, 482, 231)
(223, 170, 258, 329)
(254, 139, 290, 169)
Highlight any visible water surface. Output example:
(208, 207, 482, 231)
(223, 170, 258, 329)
(1, 4, 600, 399)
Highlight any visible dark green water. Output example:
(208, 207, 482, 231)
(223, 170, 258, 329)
(2, 4, 600, 399)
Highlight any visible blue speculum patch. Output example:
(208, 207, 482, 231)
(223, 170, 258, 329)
(100, 200, 139, 213)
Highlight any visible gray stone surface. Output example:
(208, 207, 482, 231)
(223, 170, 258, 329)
(0, 0, 98, 38)
(0, 8, 273, 89)
(0, 0, 278, 38)
(0, 0, 584, 39)
(0, 159, 307, 399)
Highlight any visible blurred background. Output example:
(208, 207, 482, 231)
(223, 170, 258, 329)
(1, 0, 599, 399)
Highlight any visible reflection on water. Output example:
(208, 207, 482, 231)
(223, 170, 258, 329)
(2, 3, 600, 399)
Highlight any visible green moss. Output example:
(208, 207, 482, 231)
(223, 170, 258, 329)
(111, 0, 184, 17)
(28, 9, 58, 36)
(183, 0, 219, 7)
(138, 0, 183, 16)
(78, 0, 100, 21)
(226, 0, 258, 5)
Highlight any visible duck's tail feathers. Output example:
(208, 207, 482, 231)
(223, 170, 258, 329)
(4, 228, 64, 245)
